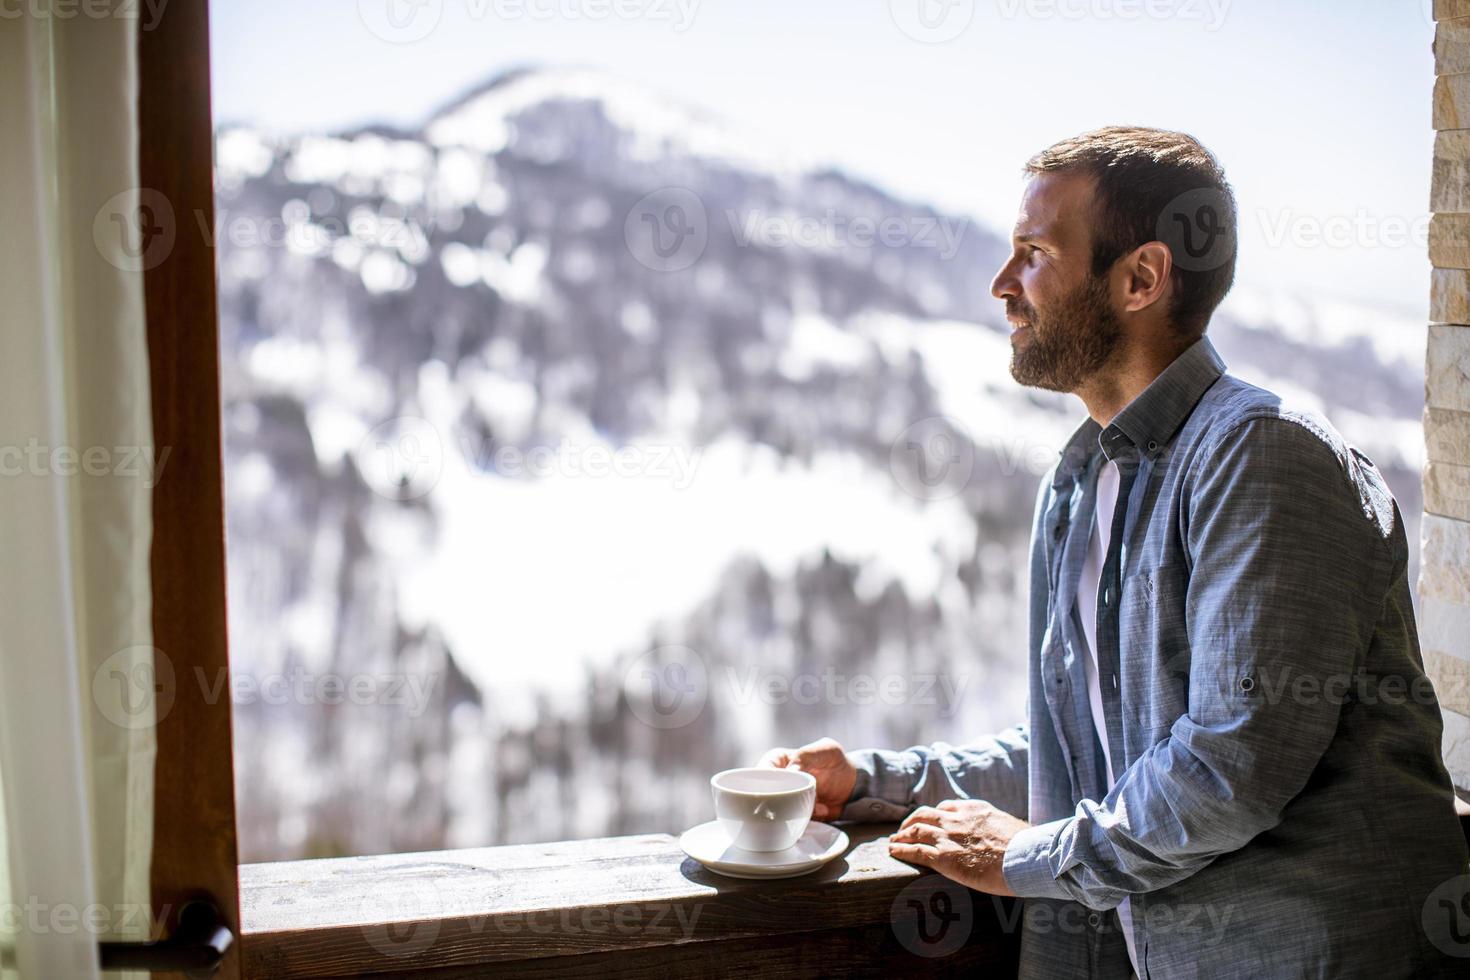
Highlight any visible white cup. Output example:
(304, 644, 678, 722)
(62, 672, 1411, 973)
(710, 767, 816, 852)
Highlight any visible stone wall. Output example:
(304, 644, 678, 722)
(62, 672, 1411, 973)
(1430, 1, 1470, 793)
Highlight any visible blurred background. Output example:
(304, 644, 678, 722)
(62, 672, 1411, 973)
(209, 0, 1435, 862)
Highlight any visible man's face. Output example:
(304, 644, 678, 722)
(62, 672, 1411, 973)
(989, 172, 1124, 393)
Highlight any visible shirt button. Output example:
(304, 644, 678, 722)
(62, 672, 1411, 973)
(869, 802, 882, 813)
(1087, 913, 1101, 928)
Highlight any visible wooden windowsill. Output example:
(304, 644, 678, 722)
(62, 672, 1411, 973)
(239, 822, 1021, 978)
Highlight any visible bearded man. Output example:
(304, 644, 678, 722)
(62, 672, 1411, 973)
(761, 128, 1470, 979)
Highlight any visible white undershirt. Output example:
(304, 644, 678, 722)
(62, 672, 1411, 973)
(1077, 459, 1141, 974)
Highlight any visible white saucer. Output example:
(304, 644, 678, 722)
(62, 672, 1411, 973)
(679, 820, 849, 879)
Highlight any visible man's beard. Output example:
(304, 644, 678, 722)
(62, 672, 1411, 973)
(1008, 275, 1123, 393)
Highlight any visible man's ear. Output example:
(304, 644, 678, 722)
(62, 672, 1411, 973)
(1120, 241, 1172, 314)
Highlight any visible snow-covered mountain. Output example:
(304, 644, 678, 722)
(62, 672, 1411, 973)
(215, 67, 1427, 861)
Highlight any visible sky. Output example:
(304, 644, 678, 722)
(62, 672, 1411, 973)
(210, 0, 1436, 311)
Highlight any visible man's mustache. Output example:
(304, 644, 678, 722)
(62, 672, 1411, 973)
(1005, 300, 1036, 324)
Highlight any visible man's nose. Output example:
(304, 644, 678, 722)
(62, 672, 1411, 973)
(990, 260, 1019, 301)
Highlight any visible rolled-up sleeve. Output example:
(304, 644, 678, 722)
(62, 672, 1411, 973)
(841, 724, 1030, 822)
(1001, 415, 1389, 907)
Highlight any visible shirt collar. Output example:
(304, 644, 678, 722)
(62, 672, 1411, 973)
(1051, 336, 1227, 486)
(1054, 416, 1102, 490)
(1101, 335, 1227, 462)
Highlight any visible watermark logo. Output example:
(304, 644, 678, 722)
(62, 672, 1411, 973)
(625, 187, 708, 272)
(888, 0, 975, 43)
(92, 646, 175, 732)
(889, 416, 975, 501)
(1423, 874, 1470, 958)
(359, 877, 444, 958)
(622, 645, 707, 730)
(358, 416, 444, 500)
(357, 0, 444, 43)
(1156, 187, 1235, 273)
(93, 188, 175, 273)
(891, 876, 973, 957)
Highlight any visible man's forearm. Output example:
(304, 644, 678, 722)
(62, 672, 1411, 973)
(841, 724, 1029, 821)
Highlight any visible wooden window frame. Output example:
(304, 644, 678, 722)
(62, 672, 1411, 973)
(139, 2, 241, 978)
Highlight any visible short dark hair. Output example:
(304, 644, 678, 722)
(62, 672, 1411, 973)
(1024, 126, 1238, 340)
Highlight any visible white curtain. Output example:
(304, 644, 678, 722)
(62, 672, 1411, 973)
(0, 4, 156, 979)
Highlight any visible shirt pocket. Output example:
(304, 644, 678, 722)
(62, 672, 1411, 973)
(1121, 561, 1191, 743)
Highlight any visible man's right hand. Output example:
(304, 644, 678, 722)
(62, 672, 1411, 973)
(758, 737, 858, 821)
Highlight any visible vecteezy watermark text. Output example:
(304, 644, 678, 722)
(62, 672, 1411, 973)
(92, 647, 442, 731)
(0, 899, 169, 939)
(723, 665, 970, 716)
(0, 0, 169, 31)
(624, 189, 973, 272)
(0, 439, 170, 487)
(887, 0, 1229, 45)
(194, 666, 440, 717)
(461, 436, 702, 488)
(356, 0, 699, 45)
(1257, 208, 1430, 250)
(988, 895, 1235, 944)
(356, 414, 705, 501)
(727, 209, 970, 261)
(621, 645, 974, 730)
(993, 0, 1230, 30)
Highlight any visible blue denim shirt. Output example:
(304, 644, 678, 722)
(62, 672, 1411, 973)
(846, 337, 1470, 978)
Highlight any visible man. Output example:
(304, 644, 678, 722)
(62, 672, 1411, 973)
(761, 127, 1469, 978)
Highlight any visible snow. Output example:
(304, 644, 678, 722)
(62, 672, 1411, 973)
(777, 312, 874, 381)
(479, 241, 547, 304)
(1221, 284, 1426, 370)
(401, 437, 978, 695)
(424, 68, 811, 176)
(216, 128, 275, 179)
(859, 313, 1076, 451)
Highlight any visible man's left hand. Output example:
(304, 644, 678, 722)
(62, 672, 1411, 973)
(888, 799, 1029, 896)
